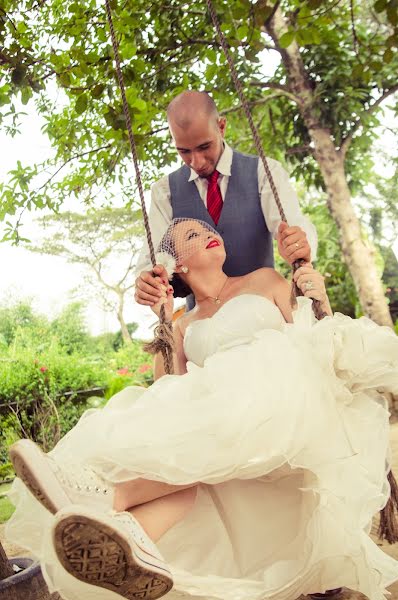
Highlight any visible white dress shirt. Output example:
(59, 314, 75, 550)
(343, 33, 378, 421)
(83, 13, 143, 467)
(136, 143, 318, 274)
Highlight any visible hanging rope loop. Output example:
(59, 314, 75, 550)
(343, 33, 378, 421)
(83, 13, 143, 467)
(104, 0, 174, 373)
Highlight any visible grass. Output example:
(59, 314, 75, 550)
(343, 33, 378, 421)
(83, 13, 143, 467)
(0, 483, 15, 524)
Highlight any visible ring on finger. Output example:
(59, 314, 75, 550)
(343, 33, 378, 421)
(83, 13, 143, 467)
(304, 280, 314, 291)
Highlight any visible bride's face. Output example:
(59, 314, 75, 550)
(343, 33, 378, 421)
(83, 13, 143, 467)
(173, 220, 225, 271)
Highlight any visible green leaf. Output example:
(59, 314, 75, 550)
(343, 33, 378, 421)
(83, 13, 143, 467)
(17, 21, 28, 34)
(205, 63, 218, 82)
(58, 72, 71, 87)
(383, 48, 394, 63)
(279, 30, 295, 48)
(11, 66, 27, 86)
(387, 5, 398, 26)
(236, 25, 249, 41)
(296, 29, 314, 45)
(20, 87, 33, 105)
(374, 0, 387, 12)
(91, 84, 106, 99)
(75, 94, 88, 115)
(125, 89, 146, 111)
(352, 64, 364, 78)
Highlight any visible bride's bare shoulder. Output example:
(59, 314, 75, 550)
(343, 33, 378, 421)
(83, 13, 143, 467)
(244, 268, 291, 298)
(247, 267, 287, 285)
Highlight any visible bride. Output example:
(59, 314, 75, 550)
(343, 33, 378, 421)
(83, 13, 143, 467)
(6, 217, 398, 600)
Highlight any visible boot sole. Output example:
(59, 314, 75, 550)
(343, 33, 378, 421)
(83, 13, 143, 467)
(9, 440, 69, 514)
(54, 512, 173, 600)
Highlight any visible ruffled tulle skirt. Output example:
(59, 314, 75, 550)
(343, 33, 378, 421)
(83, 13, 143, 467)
(6, 298, 398, 600)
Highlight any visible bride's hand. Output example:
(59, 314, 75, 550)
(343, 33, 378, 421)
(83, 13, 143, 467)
(150, 281, 174, 321)
(293, 263, 328, 304)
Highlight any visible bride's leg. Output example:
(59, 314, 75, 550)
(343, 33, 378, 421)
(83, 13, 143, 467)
(114, 478, 196, 511)
(52, 487, 198, 597)
(129, 486, 198, 541)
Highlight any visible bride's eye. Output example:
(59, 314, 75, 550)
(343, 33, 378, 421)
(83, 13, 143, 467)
(187, 232, 199, 240)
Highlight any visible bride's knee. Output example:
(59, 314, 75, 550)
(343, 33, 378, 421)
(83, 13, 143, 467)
(168, 485, 198, 519)
(178, 485, 198, 508)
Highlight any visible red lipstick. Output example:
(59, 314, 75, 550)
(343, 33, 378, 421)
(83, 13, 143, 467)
(206, 239, 221, 249)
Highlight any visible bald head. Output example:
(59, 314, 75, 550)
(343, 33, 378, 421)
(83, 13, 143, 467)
(167, 91, 219, 129)
(166, 90, 226, 178)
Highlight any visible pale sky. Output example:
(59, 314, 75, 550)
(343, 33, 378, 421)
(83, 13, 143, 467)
(0, 100, 162, 338)
(0, 51, 397, 338)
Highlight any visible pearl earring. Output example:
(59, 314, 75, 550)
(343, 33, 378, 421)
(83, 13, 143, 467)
(181, 266, 189, 274)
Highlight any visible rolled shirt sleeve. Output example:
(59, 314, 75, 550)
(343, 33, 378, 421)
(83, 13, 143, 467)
(135, 176, 173, 276)
(258, 158, 318, 261)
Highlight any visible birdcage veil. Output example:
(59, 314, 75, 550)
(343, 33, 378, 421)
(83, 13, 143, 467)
(155, 218, 221, 277)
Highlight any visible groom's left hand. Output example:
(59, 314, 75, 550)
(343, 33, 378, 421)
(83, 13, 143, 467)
(277, 222, 311, 264)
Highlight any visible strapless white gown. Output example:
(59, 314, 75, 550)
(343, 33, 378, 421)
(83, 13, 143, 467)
(6, 295, 398, 600)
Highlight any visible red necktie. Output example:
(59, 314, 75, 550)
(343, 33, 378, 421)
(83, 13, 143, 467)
(206, 170, 223, 225)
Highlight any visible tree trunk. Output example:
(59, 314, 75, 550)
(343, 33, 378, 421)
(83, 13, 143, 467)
(116, 293, 132, 345)
(265, 8, 393, 328)
(0, 541, 14, 580)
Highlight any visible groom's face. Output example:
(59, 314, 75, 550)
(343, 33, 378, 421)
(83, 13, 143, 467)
(169, 114, 226, 178)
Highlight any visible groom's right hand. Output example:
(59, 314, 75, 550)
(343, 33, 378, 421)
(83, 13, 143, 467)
(135, 265, 170, 306)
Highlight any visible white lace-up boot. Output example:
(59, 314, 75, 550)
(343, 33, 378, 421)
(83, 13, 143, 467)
(10, 439, 114, 514)
(53, 505, 173, 600)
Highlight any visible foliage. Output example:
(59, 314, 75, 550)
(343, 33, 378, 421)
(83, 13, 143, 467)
(50, 301, 91, 354)
(0, 345, 109, 450)
(92, 322, 140, 353)
(381, 245, 398, 322)
(0, 485, 15, 524)
(0, 297, 153, 481)
(112, 322, 139, 350)
(0, 0, 397, 242)
(0, 299, 49, 346)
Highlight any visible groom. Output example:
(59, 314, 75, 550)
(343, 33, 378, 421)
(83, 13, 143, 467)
(135, 90, 317, 307)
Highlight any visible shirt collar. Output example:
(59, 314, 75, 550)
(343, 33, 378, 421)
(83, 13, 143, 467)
(188, 142, 233, 182)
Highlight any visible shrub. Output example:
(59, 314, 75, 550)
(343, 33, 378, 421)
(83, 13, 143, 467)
(0, 346, 109, 455)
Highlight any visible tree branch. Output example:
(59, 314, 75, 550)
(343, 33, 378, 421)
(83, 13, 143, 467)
(285, 144, 314, 155)
(340, 83, 398, 157)
(220, 93, 295, 116)
(263, 0, 282, 27)
(249, 80, 300, 103)
(36, 144, 112, 192)
(349, 0, 359, 56)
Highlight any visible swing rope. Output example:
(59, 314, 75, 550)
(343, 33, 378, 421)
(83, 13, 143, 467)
(205, 0, 328, 320)
(104, 0, 175, 375)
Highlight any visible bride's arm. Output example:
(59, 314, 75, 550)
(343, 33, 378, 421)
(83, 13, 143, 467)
(263, 266, 332, 322)
(153, 319, 188, 380)
(148, 278, 188, 380)
(293, 263, 333, 317)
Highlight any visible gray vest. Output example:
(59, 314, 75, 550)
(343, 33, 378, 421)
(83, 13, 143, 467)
(169, 150, 274, 283)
